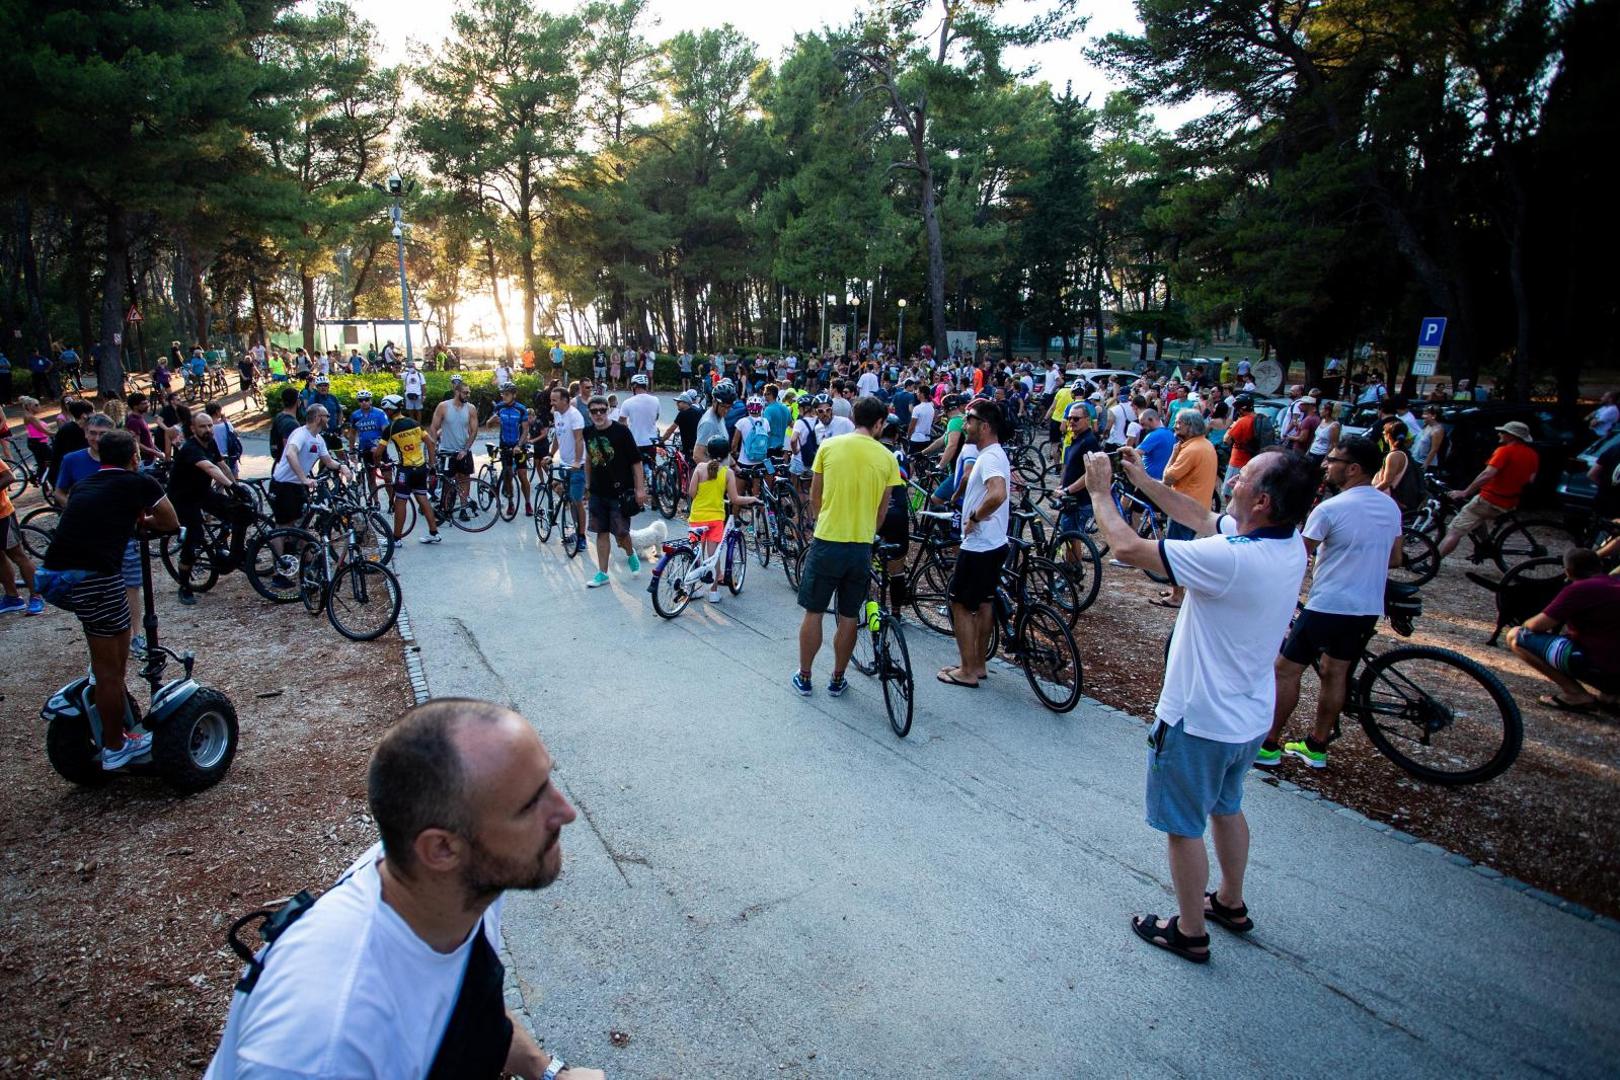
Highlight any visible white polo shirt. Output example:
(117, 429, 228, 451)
(1158, 515, 1307, 743)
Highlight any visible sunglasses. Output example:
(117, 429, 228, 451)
(1323, 456, 1353, 465)
(589, 407, 608, 414)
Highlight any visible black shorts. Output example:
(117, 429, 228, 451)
(393, 466, 430, 497)
(1281, 609, 1378, 664)
(587, 493, 636, 537)
(949, 545, 1007, 612)
(499, 445, 530, 469)
(877, 513, 910, 554)
(442, 451, 474, 476)
(270, 479, 307, 526)
(796, 539, 871, 618)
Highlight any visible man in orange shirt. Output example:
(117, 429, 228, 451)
(1439, 420, 1539, 558)
(1155, 409, 1219, 609)
(521, 346, 535, 372)
(1221, 395, 1259, 501)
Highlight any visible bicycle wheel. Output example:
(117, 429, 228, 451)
(160, 529, 221, 593)
(655, 459, 679, 519)
(1489, 517, 1581, 572)
(5, 455, 29, 501)
(1354, 645, 1523, 784)
(20, 505, 57, 560)
(448, 478, 500, 532)
(725, 532, 747, 594)
(561, 499, 581, 557)
(754, 512, 774, 568)
(246, 528, 315, 603)
(1390, 526, 1439, 586)
(1023, 555, 1082, 629)
(878, 614, 915, 737)
(533, 485, 556, 542)
(779, 518, 803, 589)
(651, 549, 696, 619)
(909, 550, 956, 636)
(326, 559, 402, 641)
(299, 545, 327, 616)
(853, 622, 878, 676)
(496, 470, 519, 521)
(1135, 515, 1170, 584)
(1013, 602, 1082, 713)
(1047, 530, 1102, 616)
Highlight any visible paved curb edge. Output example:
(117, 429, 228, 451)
(397, 600, 545, 1038)
(1074, 693, 1619, 936)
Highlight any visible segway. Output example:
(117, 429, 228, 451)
(41, 527, 239, 792)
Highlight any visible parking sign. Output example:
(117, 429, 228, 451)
(1412, 316, 1447, 377)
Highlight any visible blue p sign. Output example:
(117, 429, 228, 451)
(1420, 317, 1447, 347)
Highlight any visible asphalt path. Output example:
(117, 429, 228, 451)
(249, 406, 1618, 1078)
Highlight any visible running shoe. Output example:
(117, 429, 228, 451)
(707, 589, 723, 604)
(627, 553, 641, 574)
(1283, 739, 1328, 769)
(575, 537, 588, 553)
(791, 672, 813, 696)
(586, 571, 610, 589)
(131, 635, 147, 659)
(827, 675, 849, 698)
(1253, 745, 1282, 769)
(101, 730, 153, 771)
(25, 595, 44, 615)
(419, 532, 442, 544)
(0, 596, 25, 615)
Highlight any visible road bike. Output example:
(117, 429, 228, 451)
(297, 506, 403, 641)
(532, 464, 583, 557)
(647, 515, 748, 617)
(851, 541, 916, 737)
(477, 441, 530, 522)
(1314, 584, 1523, 785)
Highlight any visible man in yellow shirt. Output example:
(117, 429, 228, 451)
(793, 396, 902, 697)
(1046, 379, 1076, 468)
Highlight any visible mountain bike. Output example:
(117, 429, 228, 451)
(532, 464, 583, 557)
(982, 536, 1083, 714)
(1006, 484, 1102, 623)
(649, 437, 692, 520)
(851, 541, 916, 737)
(1409, 474, 1580, 573)
(735, 461, 802, 569)
(647, 515, 748, 617)
(297, 508, 403, 641)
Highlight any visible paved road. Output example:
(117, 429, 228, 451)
(346, 410, 1619, 1079)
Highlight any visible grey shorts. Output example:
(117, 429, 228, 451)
(1145, 719, 1265, 837)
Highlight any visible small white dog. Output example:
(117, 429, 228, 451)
(630, 518, 668, 558)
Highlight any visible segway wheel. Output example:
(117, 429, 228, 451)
(46, 713, 113, 787)
(152, 686, 239, 793)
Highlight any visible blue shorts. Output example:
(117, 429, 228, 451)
(1145, 719, 1265, 837)
(1513, 630, 1604, 686)
(557, 467, 585, 501)
(1058, 503, 1094, 535)
(121, 540, 142, 588)
(933, 472, 958, 503)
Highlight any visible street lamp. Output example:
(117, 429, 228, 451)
(822, 293, 835, 355)
(897, 299, 907, 362)
(866, 277, 876, 351)
(847, 292, 859, 355)
(374, 172, 414, 364)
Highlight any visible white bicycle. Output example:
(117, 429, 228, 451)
(647, 516, 748, 618)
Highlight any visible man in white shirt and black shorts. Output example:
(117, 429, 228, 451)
(1259, 435, 1402, 770)
(1084, 441, 1316, 963)
(940, 399, 1011, 688)
(206, 699, 603, 1080)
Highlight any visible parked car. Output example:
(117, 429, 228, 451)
(1555, 430, 1620, 512)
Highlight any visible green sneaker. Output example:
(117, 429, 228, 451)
(586, 571, 610, 589)
(627, 552, 641, 574)
(1253, 745, 1283, 769)
(1283, 739, 1328, 769)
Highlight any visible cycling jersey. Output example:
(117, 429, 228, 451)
(494, 402, 529, 447)
(385, 417, 428, 468)
(349, 406, 390, 451)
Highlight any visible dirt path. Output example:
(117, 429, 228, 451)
(0, 570, 411, 1076)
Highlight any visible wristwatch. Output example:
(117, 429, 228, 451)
(541, 1056, 567, 1080)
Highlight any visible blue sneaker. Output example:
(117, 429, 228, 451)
(827, 675, 849, 698)
(0, 596, 25, 615)
(575, 537, 588, 553)
(25, 595, 45, 616)
(627, 553, 641, 574)
(791, 672, 813, 697)
(586, 571, 610, 589)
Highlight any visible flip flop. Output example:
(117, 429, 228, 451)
(1148, 598, 1180, 610)
(1539, 693, 1598, 714)
(936, 670, 980, 688)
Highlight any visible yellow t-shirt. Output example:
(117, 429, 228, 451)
(811, 434, 902, 543)
(689, 464, 727, 524)
(1048, 387, 1074, 424)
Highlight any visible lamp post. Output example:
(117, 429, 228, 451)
(897, 298, 907, 363)
(822, 293, 835, 355)
(374, 172, 414, 363)
(847, 291, 859, 355)
(866, 277, 876, 351)
(779, 284, 786, 351)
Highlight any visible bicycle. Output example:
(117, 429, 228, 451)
(297, 507, 403, 641)
(1312, 584, 1523, 785)
(649, 437, 692, 520)
(978, 525, 1084, 714)
(647, 515, 748, 617)
(477, 441, 528, 522)
(428, 450, 499, 533)
(1007, 483, 1102, 622)
(734, 460, 803, 569)
(850, 541, 916, 737)
(532, 464, 583, 557)
(1409, 474, 1580, 573)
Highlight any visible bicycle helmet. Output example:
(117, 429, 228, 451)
(746, 395, 764, 415)
(705, 436, 731, 461)
(811, 393, 832, 408)
(941, 393, 965, 410)
(315, 375, 331, 386)
(499, 382, 517, 393)
(380, 394, 403, 411)
(355, 389, 373, 400)
(677, 389, 700, 405)
(630, 373, 649, 387)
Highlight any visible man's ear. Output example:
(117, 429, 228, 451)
(412, 828, 467, 876)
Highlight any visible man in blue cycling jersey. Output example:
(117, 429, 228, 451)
(347, 389, 392, 502)
(484, 382, 533, 517)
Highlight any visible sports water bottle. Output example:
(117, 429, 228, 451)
(864, 599, 881, 632)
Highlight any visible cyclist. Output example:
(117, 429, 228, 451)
(169, 411, 252, 606)
(269, 404, 353, 575)
(687, 435, 757, 603)
(186, 347, 208, 395)
(306, 375, 345, 450)
(731, 395, 770, 497)
(940, 399, 1011, 689)
(694, 383, 732, 463)
(430, 375, 478, 516)
(346, 389, 391, 498)
(787, 394, 826, 479)
(1437, 420, 1539, 560)
(378, 395, 441, 544)
(485, 383, 534, 517)
(547, 386, 587, 554)
(0, 455, 44, 615)
(620, 373, 662, 486)
(662, 390, 702, 465)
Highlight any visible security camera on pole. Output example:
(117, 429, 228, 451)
(373, 172, 415, 364)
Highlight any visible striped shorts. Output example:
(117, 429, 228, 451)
(66, 573, 132, 638)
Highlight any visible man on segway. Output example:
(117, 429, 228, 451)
(36, 430, 179, 770)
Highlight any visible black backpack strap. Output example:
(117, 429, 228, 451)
(226, 889, 318, 995)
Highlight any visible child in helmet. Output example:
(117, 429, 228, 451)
(687, 435, 756, 603)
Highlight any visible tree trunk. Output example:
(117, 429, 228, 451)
(482, 238, 512, 361)
(247, 268, 267, 348)
(191, 260, 210, 347)
(301, 272, 317, 352)
(346, 243, 380, 318)
(97, 206, 129, 397)
(16, 197, 49, 355)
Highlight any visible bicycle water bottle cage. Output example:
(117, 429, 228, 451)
(227, 889, 316, 994)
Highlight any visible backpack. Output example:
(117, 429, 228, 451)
(223, 421, 244, 461)
(1246, 411, 1276, 452)
(743, 418, 769, 462)
(796, 418, 819, 469)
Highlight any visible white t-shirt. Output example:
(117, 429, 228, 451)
(909, 401, 936, 443)
(205, 843, 504, 1080)
(402, 370, 423, 398)
(857, 370, 880, 396)
(619, 391, 661, 447)
(1302, 484, 1402, 616)
(1158, 515, 1307, 743)
(273, 426, 324, 484)
(552, 406, 585, 466)
(734, 415, 766, 465)
(493, 364, 512, 386)
(1044, 368, 1059, 394)
(816, 415, 855, 441)
(960, 443, 1010, 553)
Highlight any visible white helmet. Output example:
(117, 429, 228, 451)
(630, 373, 649, 388)
(380, 394, 404, 411)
